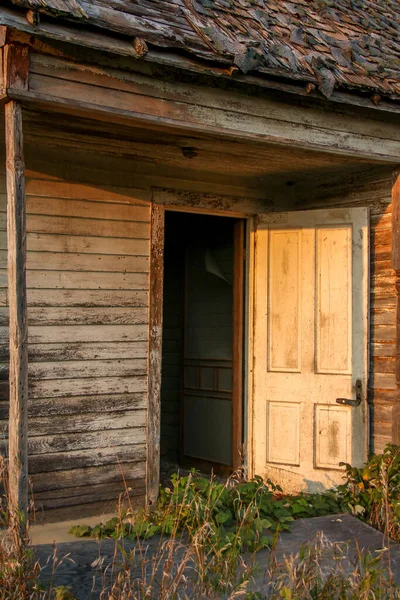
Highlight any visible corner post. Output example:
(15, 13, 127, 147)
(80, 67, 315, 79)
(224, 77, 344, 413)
(5, 100, 28, 529)
(147, 202, 165, 505)
(392, 169, 400, 444)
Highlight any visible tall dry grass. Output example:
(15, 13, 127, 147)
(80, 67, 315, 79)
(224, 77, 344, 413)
(1, 457, 399, 599)
(0, 456, 75, 600)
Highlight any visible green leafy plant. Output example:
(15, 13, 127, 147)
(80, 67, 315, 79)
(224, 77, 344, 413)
(337, 443, 400, 542)
(71, 470, 344, 550)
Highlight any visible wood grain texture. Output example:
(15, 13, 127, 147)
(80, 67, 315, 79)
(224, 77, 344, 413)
(4, 44, 29, 91)
(147, 202, 164, 505)
(5, 100, 29, 522)
(0, 163, 153, 517)
(5, 51, 400, 162)
(392, 170, 400, 446)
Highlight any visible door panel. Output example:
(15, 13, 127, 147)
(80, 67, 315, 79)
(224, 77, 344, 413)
(253, 208, 369, 491)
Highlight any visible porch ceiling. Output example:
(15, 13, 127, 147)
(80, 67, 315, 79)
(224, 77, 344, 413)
(1, 107, 393, 206)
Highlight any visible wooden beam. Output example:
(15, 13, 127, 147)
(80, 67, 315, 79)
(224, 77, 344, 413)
(4, 43, 29, 91)
(5, 100, 29, 529)
(392, 168, 400, 445)
(147, 203, 165, 505)
(0, 26, 7, 48)
(8, 87, 400, 164)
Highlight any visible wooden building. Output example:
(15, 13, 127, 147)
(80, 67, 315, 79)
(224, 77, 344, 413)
(0, 0, 399, 521)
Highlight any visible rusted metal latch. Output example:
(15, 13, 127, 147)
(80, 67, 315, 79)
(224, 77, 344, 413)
(336, 379, 363, 407)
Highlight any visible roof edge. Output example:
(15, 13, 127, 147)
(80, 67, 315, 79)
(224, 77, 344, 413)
(1, 5, 400, 116)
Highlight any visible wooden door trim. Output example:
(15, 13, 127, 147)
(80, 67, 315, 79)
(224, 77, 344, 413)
(232, 220, 245, 470)
(392, 168, 400, 445)
(244, 217, 256, 478)
(147, 202, 165, 505)
(149, 197, 251, 502)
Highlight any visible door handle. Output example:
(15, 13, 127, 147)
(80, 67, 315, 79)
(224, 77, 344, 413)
(336, 379, 363, 407)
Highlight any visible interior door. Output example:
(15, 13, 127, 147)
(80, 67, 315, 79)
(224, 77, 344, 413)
(182, 231, 234, 468)
(252, 208, 369, 492)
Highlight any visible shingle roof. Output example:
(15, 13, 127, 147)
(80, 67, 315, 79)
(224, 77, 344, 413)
(11, 0, 86, 19)
(8, 0, 400, 100)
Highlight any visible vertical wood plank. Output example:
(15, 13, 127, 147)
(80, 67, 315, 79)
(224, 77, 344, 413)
(5, 100, 29, 525)
(392, 169, 400, 445)
(232, 220, 244, 470)
(4, 44, 29, 91)
(0, 48, 5, 97)
(147, 203, 165, 505)
(0, 26, 7, 48)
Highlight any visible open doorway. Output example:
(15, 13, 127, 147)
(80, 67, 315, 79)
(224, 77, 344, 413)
(160, 211, 245, 483)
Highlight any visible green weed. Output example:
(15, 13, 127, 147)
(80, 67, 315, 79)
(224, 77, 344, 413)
(337, 444, 400, 542)
(70, 471, 344, 552)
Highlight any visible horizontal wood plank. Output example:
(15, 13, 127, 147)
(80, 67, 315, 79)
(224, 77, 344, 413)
(28, 341, 148, 361)
(27, 426, 147, 454)
(0, 307, 149, 326)
(20, 324, 148, 344)
(26, 289, 149, 307)
(26, 307, 148, 326)
(27, 358, 147, 380)
(25, 233, 150, 256)
(25, 252, 149, 273)
(0, 393, 147, 420)
(29, 409, 147, 435)
(30, 461, 146, 492)
(29, 375, 148, 398)
(33, 479, 146, 515)
(26, 178, 151, 204)
(26, 196, 150, 221)
(28, 392, 146, 417)
(25, 271, 148, 289)
(29, 443, 147, 474)
(0, 213, 150, 238)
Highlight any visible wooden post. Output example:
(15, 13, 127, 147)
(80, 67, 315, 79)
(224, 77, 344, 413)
(5, 100, 29, 529)
(392, 169, 400, 445)
(147, 203, 165, 505)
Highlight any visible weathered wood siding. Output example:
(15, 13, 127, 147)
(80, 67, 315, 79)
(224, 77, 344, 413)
(293, 172, 395, 454)
(0, 167, 151, 519)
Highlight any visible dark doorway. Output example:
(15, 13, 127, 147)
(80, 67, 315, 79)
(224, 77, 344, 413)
(160, 211, 245, 481)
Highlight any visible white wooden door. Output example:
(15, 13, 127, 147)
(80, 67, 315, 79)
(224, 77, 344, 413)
(252, 208, 369, 491)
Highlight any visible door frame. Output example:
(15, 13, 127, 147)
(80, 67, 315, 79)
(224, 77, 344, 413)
(147, 192, 255, 503)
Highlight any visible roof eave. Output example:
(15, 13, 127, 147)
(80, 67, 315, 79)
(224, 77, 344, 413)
(1, 5, 400, 115)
